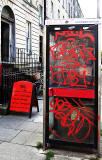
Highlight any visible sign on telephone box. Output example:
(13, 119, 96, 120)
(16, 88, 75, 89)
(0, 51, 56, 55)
(43, 19, 101, 152)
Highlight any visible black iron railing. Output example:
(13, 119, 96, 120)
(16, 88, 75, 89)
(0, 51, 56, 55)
(0, 48, 43, 106)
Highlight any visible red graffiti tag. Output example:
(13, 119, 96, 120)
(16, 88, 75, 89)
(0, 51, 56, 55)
(49, 97, 96, 143)
(50, 66, 87, 87)
(55, 30, 95, 43)
(50, 31, 96, 87)
(50, 41, 96, 65)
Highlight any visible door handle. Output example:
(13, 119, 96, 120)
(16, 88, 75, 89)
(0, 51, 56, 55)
(49, 88, 53, 96)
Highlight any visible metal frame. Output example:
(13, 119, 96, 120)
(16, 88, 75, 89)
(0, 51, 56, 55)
(43, 22, 100, 152)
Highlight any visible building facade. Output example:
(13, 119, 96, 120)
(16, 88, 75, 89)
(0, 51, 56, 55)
(0, 0, 39, 62)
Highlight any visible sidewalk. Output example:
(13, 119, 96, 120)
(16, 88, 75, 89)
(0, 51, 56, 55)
(0, 99, 45, 160)
(0, 99, 100, 160)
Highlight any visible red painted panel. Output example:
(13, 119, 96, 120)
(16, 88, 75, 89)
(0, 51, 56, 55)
(49, 88, 94, 98)
(10, 81, 33, 112)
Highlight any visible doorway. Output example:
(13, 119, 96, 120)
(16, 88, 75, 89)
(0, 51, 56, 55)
(1, 5, 15, 62)
(0, 6, 15, 105)
(1, 21, 9, 62)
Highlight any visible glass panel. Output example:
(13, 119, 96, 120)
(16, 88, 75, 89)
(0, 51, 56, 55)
(49, 97, 95, 144)
(26, 22, 31, 53)
(58, 10, 60, 18)
(62, 0, 64, 7)
(69, 3, 70, 18)
(27, 0, 31, 3)
(39, 5, 43, 24)
(48, 27, 96, 144)
(49, 29, 95, 89)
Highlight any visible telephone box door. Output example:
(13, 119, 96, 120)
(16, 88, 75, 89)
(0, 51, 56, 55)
(45, 24, 98, 149)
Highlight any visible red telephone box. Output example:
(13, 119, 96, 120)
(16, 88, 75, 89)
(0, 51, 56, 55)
(43, 20, 101, 152)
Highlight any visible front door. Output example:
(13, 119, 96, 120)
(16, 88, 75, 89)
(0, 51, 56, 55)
(1, 21, 9, 62)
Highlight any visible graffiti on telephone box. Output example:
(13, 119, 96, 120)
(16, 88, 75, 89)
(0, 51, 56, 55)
(49, 97, 96, 143)
(48, 28, 97, 144)
(49, 30, 96, 88)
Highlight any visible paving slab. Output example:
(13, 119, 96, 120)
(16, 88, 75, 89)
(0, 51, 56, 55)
(0, 142, 45, 160)
(27, 100, 43, 122)
(0, 115, 26, 129)
(0, 127, 20, 142)
(33, 115, 43, 123)
(34, 123, 43, 133)
(11, 130, 43, 147)
(17, 121, 43, 132)
(28, 110, 41, 122)
(16, 121, 37, 131)
(38, 100, 43, 114)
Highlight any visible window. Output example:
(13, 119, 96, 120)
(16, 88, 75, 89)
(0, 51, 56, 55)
(74, 11, 76, 18)
(51, 2, 54, 19)
(26, 0, 31, 3)
(73, 0, 75, 5)
(39, 5, 43, 24)
(71, 7, 72, 18)
(62, 0, 64, 8)
(66, 0, 68, 11)
(39, 36, 43, 64)
(26, 22, 31, 54)
(58, 9, 60, 19)
(69, 3, 70, 18)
